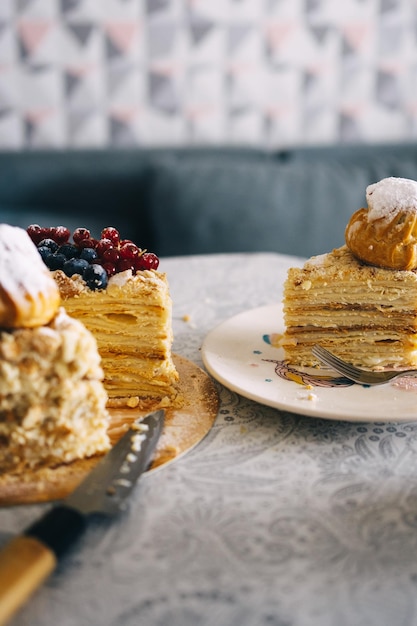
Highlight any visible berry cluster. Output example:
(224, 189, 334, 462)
(27, 225, 159, 291)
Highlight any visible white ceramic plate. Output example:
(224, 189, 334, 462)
(201, 304, 417, 422)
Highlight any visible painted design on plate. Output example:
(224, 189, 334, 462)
(264, 359, 354, 388)
(262, 332, 353, 388)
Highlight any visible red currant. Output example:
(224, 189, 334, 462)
(96, 238, 114, 256)
(118, 258, 135, 273)
(78, 238, 98, 249)
(27, 224, 47, 245)
(101, 227, 120, 245)
(73, 228, 91, 244)
(136, 252, 159, 271)
(102, 247, 120, 263)
(101, 261, 117, 276)
(52, 226, 70, 244)
(120, 242, 140, 260)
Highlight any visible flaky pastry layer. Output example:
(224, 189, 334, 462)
(282, 246, 417, 368)
(54, 269, 179, 407)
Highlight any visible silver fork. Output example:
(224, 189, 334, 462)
(311, 344, 417, 386)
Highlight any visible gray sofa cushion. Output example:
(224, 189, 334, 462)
(0, 149, 151, 243)
(145, 156, 364, 258)
(146, 144, 417, 258)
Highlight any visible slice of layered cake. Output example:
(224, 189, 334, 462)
(0, 224, 109, 473)
(282, 177, 417, 369)
(27, 225, 179, 409)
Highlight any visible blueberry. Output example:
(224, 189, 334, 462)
(80, 247, 98, 263)
(83, 264, 108, 290)
(46, 253, 67, 270)
(38, 238, 59, 252)
(37, 246, 53, 263)
(58, 243, 79, 259)
(63, 258, 89, 277)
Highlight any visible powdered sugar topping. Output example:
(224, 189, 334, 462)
(108, 269, 133, 288)
(366, 177, 417, 221)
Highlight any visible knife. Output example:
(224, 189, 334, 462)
(0, 408, 164, 626)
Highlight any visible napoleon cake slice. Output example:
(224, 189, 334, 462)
(27, 225, 179, 409)
(282, 178, 417, 369)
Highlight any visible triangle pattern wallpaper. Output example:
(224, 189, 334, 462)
(0, 0, 415, 149)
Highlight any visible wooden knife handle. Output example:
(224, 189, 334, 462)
(0, 535, 56, 626)
(0, 506, 86, 625)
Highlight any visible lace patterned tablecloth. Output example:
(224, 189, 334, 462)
(4, 252, 417, 626)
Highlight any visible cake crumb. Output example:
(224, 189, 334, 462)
(297, 390, 318, 402)
(181, 313, 196, 328)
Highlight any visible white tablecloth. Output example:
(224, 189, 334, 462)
(4, 252, 417, 626)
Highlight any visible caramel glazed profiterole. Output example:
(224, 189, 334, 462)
(345, 176, 417, 270)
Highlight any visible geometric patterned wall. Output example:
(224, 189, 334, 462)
(0, 0, 416, 150)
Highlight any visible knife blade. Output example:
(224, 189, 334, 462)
(0, 408, 164, 626)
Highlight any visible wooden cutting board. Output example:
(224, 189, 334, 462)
(0, 355, 219, 506)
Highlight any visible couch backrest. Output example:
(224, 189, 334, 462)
(1, 143, 417, 258)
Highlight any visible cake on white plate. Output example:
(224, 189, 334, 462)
(282, 177, 417, 369)
(0, 224, 110, 473)
(27, 224, 179, 409)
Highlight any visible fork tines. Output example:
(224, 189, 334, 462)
(312, 345, 363, 378)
